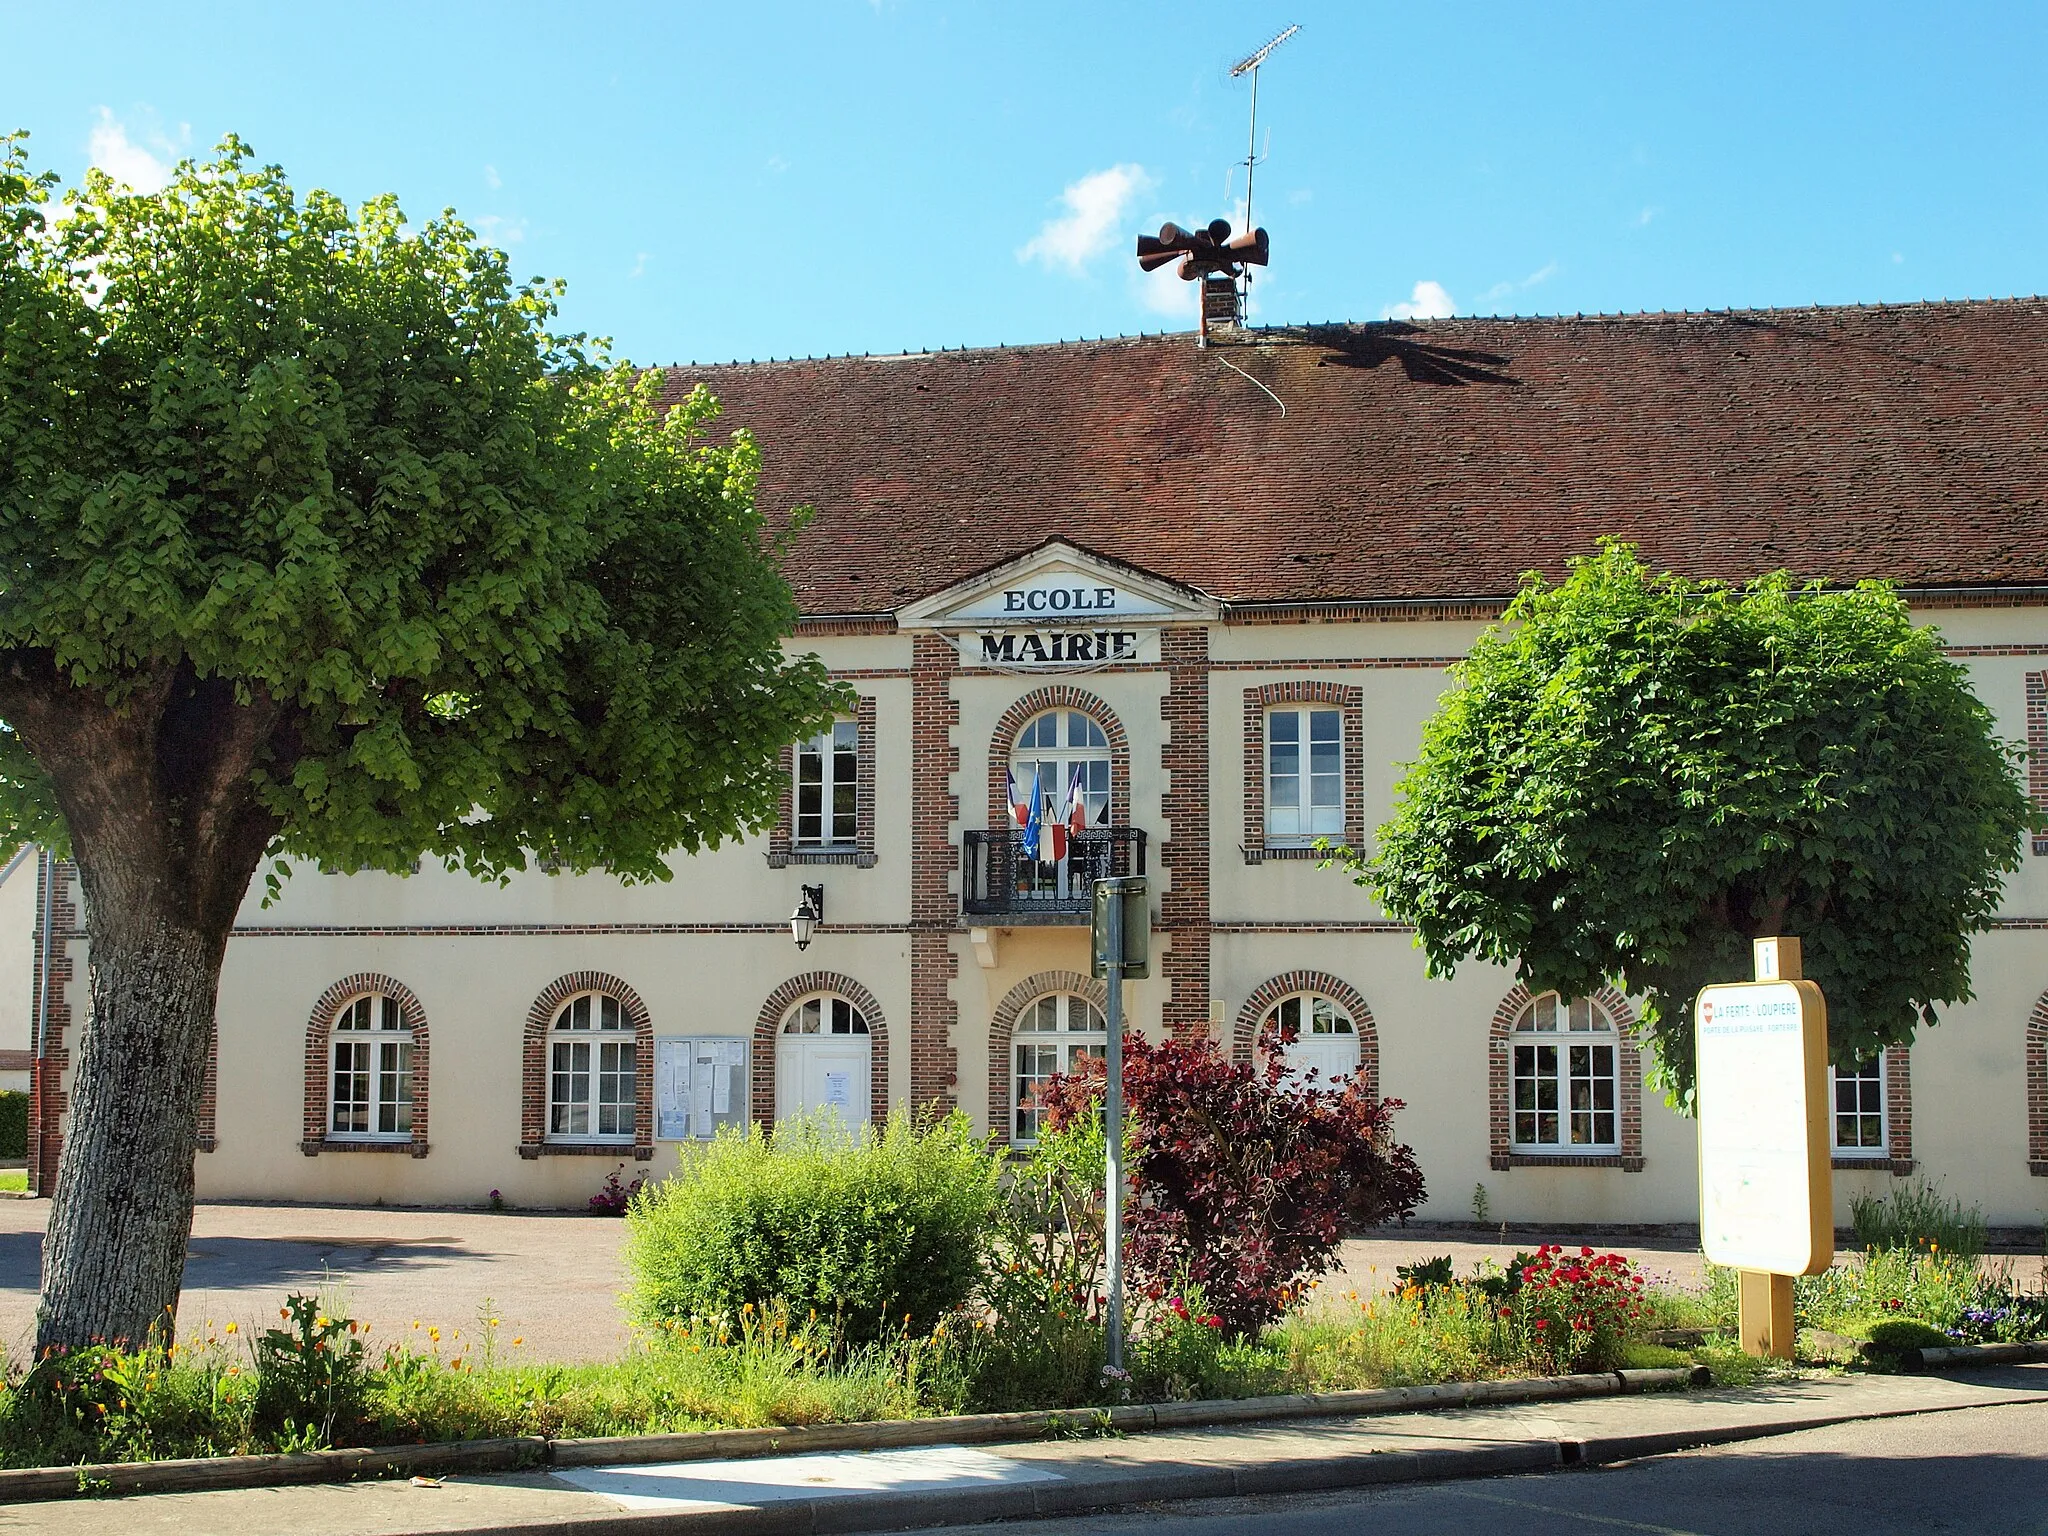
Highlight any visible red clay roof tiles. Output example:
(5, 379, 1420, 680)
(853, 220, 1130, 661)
(656, 300, 2048, 616)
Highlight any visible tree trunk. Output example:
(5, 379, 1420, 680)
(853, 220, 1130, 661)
(36, 868, 230, 1349)
(0, 658, 287, 1352)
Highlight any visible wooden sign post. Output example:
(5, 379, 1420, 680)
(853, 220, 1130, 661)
(1695, 936, 1833, 1359)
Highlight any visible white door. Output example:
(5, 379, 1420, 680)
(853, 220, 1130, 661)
(775, 995, 873, 1135)
(1267, 993, 1360, 1091)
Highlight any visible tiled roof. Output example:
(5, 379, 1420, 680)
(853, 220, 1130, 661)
(657, 300, 2048, 616)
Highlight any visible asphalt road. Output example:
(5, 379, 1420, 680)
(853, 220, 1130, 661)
(914, 1397, 2048, 1535)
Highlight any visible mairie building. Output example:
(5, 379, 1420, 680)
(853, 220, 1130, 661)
(20, 300, 2048, 1227)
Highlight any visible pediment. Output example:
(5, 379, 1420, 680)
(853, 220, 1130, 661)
(895, 541, 1218, 631)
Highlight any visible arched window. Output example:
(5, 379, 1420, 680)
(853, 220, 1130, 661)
(1012, 992, 1107, 1144)
(1510, 993, 1619, 1152)
(329, 992, 412, 1140)
(1010, 710, 1113, 897)
(549, 991, 637, 1142)
(1264, 991, 1359, 1088)
(783, 995, 871, 1035)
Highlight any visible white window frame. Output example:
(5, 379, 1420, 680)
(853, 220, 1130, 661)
(795, 720, 859, 848)
(783, 995, 871, 1036)
(1510, 993, 1620, 1154)
(1830, 1059, 1888, 1159)
(1264, 705, 1343, 844)
(1263, 991, 1360, 1089)
(329, 992, 413, 1141)
(548, 991, 637, 1144)
(1011, 992, 1106, 1145)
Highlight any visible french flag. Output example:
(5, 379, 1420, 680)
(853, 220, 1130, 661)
(1007, 767, 1032, 831)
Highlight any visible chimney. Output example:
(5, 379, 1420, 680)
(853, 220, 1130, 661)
(1200, 274, 1242, 343)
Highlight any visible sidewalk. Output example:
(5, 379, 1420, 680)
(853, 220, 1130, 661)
(6, 1364, 2045, 1535)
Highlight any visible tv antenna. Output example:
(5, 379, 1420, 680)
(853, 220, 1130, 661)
(1229, 23, 1300, 291)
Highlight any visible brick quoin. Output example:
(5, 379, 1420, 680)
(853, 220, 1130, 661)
(1231, 970, 1380, 1097)
(299, 974, 431, 1158)
(518, 972, 655, 1161)
(26, 857, 80, 1197)
(750, 972, 891, 1131)
(1160, 626, 1211, 1040)
(1487, 983, 1645, 1172)
(2029, 673, 2048, 855)
(2029, 989, 2048, 1176)
(909, 633, 961, 1108)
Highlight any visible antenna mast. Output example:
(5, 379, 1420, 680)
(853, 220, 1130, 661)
(1229, 23, 1299, 303)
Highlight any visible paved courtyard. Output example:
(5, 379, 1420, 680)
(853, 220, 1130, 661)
(1, 1200, 2038, 1364)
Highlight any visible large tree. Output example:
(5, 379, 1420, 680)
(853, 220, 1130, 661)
(0, 136, 841, 1348)
(1358, 542, 2034, 1107)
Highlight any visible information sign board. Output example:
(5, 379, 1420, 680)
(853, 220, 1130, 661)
(1695, 978, 1833, 1276)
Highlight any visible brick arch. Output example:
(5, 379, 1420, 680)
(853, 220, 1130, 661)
(2030, 989, 2048, 1176)
(987, 686, 1131, 830)
(518, 972, 654, 1161)
(300, 973, 430, 1158)
(1231, 971, 1380, 1097)
(751, 972, 892, 1131)
(1487, 982, 1644, 1172)
(987, 969, 1111, 1147)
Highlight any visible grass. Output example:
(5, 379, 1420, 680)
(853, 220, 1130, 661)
(0, 1170, 24, 1193)
(1849, 1182, 1988, 1259)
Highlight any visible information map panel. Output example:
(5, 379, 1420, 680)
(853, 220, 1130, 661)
(1695, 979, 1833, 1276)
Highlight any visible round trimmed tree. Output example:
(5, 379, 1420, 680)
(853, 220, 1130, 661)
(1358, 542, 2034, 1107)
(0, 136, 841, 1348)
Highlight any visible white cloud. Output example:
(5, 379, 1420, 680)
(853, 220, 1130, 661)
(1480, 261, 1559, 304)
(1892, 251, 1905, 264)
(629, 251, 650, 279)
(1383, 280, 1454, 321)
(1636, 205, 1660, 227)
(87, 108, 173, 192)
(475, 214, 528, 247)
(484, 164, 502, 190)
(1134, 260, 1195, 320)
(1019, 163, 1153, 273)
(766, 154, 790, 174)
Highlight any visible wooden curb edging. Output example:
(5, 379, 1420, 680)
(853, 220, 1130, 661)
(1906, 1338, 2048, 1371)
(0, 1365, 1707, 1504)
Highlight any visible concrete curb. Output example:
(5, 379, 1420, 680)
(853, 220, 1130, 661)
(0, 1366, 1705, 1504)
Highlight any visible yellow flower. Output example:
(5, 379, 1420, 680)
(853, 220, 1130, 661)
(512, 1337, 523, 1347)
(225, 1323, 238, 1336)
(429, 1327, 441, 1342)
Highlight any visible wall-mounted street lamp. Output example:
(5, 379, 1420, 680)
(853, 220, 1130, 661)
(789, 884, 825, 950)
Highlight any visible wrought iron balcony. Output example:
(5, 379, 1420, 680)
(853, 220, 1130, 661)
(961, 827, 1147, 923)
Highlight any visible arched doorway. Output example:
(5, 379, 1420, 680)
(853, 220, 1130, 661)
(775, 993, 873, 1134)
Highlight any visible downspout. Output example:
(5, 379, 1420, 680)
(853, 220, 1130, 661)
(32, 849, 54, 1195)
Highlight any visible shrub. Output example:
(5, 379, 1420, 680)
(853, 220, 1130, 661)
(1850, 1182, 1987, 1260)
(1041, 1032, 1425, 1337)
(589, 1165, 643, 1216)
(0, 1090, 24, 1159)
(1507, 1245, 1647, 1374)
(624, 1110, 999, 1345)
(252, 1293, 370, 1445)
(1130, 1286, 1226, 1401)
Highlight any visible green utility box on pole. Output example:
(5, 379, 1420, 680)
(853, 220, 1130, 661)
(1091, 878, 1150, 980)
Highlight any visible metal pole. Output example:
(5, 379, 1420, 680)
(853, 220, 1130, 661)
(1102, 879, 1126, 1372)
(1243, 65, 1260, 237)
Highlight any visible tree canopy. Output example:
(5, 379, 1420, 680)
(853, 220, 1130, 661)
(0, 132, 841, 1348)
(1359, 542, 2035, 1105)
(0, 132, 839, 883)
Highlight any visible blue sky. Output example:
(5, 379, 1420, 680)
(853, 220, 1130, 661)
(7, 2, 2045, 364)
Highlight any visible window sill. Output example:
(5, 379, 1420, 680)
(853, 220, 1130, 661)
(1832, 1155, 1914, 1174)
(1242, 844, 1342, 865)
(1492, 1152, 1643, 1172)
(301, 1137, 429, 1158)
(196, 1135, 218, 1155)
(518, 1141, 653, 1161)
(767, 849, 876, 868)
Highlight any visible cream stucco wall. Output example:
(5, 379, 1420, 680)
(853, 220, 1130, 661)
(17, 599, 2048, 1224)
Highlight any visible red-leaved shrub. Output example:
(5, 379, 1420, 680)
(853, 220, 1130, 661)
(1042, 1030, 1425, 1337)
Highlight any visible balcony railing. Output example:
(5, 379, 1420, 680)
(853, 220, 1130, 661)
(961, 827, 1148, 922)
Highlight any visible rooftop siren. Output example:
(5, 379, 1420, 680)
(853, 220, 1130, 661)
(1134, 218, 1269, 342)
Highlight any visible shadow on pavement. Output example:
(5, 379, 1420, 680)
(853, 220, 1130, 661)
(181, 1235, 481, 1291)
